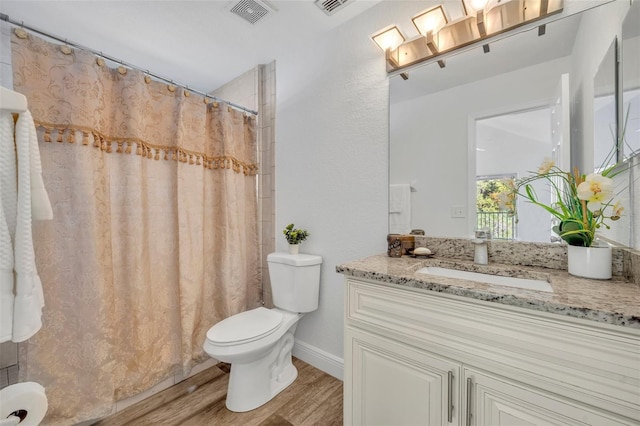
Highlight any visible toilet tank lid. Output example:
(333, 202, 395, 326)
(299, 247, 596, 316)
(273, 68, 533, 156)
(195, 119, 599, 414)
(268, 252, 323, 266)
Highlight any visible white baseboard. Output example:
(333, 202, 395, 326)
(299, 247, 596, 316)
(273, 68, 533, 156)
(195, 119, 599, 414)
(292, 340, 344, 381)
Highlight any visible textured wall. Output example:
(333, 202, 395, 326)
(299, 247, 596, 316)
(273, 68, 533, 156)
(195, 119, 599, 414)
(274, 2, 399, 376)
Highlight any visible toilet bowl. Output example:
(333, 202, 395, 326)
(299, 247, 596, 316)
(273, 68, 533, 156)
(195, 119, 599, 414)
(203, 252, 322, 412)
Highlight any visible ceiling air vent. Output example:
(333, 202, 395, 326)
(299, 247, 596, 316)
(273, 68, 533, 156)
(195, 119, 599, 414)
(230, 0, 275, 25)
(315, 0, 352, 16)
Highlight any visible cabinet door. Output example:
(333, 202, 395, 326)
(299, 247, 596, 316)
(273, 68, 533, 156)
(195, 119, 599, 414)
(346, 327, 460, 426)
(464, 368, 635, 426)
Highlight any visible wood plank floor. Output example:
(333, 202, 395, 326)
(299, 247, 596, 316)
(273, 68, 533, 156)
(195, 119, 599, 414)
(94, 358, 343, 426)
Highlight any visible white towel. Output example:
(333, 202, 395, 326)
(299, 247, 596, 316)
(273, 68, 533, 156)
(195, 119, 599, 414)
(0, 109, 52, 343)
(389, 184, 411, 234)
(0, 111, 17, 342)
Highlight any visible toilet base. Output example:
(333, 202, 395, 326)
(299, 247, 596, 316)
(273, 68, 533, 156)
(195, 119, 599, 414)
(225, 328, 298, 412)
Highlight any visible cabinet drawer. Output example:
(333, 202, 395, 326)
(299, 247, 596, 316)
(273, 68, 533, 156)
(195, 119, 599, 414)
(346, 278, 640, 419)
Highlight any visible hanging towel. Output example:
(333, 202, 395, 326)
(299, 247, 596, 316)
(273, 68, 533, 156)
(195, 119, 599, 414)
(0, 111, 17, 342)
(389, 184, 411, 234)
(0, 109, 52, 343)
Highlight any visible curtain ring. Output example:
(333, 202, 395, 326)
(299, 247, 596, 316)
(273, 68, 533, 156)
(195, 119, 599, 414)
(60, 40, 72, 55)
(14, 26, 27, 39)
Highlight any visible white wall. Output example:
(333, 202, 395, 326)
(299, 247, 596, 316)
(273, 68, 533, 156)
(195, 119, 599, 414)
(390, 57, 569, 239)
(275, 2, 410, 377)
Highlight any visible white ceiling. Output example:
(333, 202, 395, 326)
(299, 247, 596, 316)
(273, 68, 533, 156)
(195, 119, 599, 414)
(0, 0, 383, 92)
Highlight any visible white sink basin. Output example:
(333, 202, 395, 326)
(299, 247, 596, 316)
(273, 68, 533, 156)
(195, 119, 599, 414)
(416, 266, 553, 293)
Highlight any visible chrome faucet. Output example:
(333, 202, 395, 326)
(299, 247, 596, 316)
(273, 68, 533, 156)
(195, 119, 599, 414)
(472, 229, 491, 265)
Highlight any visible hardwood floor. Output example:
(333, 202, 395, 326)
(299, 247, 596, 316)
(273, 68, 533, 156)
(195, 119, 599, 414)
(94, 358, 343, 426)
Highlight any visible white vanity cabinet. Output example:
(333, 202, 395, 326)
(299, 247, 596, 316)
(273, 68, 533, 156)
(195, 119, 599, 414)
(343, 278, 640, 426)
(347, 327, 461, 425)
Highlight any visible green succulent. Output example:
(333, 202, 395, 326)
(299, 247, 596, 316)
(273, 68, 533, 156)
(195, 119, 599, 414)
(283, 223, 309, 245)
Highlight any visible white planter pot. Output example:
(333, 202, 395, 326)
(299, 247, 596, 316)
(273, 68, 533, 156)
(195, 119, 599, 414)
(567, 245, 612, 280)
(288, 244, 299, 255)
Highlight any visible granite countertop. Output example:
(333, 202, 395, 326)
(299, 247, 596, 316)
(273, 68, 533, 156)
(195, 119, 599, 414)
(336, 254, 640, 329)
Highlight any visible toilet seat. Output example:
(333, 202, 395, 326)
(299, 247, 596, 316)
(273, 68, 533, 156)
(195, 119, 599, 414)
(206, 307, 283, 346)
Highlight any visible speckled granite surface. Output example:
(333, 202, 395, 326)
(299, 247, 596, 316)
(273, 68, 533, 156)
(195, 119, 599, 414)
(337, 253, 640, 329)
(414, 237, 633, 277)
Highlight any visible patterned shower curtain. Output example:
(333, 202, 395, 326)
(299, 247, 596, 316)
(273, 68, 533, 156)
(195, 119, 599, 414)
(10, 31, 261, 424)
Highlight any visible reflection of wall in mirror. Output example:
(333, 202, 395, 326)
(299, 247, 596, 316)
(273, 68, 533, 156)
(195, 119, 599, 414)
(592, 38, 617, 172)
(568, 0, 629, 174)
(390, 57, 568, 239)
(621, 25, 640, 158)
(617, 0, 640, 249)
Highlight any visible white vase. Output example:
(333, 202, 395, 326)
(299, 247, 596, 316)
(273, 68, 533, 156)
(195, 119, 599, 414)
(567, 245, 612, 280)
(288, 244, 299, 255)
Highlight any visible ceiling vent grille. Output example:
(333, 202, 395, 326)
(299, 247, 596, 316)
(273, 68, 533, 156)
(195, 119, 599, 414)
(314, 0, 352, 16)
(230, 0, 274, 25)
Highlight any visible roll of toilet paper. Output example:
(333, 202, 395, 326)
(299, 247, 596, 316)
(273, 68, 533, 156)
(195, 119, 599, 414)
(0, 382, 47, 426)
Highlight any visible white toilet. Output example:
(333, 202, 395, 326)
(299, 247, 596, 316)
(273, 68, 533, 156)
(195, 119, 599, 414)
(203, 252, 322, 412)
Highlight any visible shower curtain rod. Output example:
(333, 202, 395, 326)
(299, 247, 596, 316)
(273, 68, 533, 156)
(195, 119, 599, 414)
(0, 13, 259, 116)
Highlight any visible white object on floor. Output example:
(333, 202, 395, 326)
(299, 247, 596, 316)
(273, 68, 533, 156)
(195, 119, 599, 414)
(203, 252, 322, 412)
(0, 382, 48, 426)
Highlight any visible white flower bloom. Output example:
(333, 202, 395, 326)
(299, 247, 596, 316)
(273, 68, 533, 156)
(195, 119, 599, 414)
(577, 173, 614, 212)
(537, 157, 554, 175)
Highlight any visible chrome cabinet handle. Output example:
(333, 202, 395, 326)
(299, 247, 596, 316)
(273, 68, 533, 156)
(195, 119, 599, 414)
(466, 377, 473, 426)
(447, 371, 454, 423)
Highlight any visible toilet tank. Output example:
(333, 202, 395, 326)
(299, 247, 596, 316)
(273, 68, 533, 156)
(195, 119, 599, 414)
(267, 252, 322, 313)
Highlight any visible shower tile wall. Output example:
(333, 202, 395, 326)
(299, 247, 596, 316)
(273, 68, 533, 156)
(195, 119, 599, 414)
(211, 61, 277, 307)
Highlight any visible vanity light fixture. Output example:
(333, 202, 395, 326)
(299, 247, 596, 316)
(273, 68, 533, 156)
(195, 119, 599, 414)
(372, 0, 563, 74)
(425, 31, 439, 54)
(371, 25, 405, 52)
(462, 0, 491, 36)
(371, 25, 406, 67)
(412, 5, 448, 36)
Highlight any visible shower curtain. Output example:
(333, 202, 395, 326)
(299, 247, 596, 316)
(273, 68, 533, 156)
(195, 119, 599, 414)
(10, 32, 261, 424)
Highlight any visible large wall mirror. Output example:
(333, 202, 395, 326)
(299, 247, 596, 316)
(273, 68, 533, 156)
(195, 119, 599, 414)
(620, 0, 640, 247)
(621, 0, 640, 160)
(390, 0, 637, 247)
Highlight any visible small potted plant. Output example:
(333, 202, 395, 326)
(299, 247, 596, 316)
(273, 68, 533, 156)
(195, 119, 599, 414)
(283, 223, 309, 255)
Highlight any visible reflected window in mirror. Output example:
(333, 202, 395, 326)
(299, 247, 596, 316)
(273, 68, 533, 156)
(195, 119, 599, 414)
(475, 107, 555, 243)
(476, 174, 516, 240)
